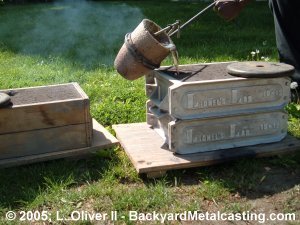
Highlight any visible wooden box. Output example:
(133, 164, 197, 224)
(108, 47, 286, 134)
(0, 83, 92, 160)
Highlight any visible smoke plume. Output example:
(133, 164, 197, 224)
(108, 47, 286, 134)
(1, 1, 144, 68)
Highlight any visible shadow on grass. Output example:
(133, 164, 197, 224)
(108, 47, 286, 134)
(159, 151, 300, 199)
(0, 153, 111, 209)
(0, 149, 299, 210)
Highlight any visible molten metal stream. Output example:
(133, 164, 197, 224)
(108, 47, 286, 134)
(162, 43, 179, 75)
(156, 1, 215, 75)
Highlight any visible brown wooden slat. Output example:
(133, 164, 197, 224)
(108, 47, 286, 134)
(0, 100, 88, 134)
(0, 119, 118, 167)
(113, 123, 300, 174)
(0, 83, 91, 135)
(0, 123, 90, 160)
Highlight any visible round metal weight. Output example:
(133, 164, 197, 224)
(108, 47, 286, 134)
(0, 92, 11, 107)
(227, 61, 295, 78)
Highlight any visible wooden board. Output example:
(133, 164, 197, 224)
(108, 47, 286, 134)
(0, 83, 91, 135)
(0, 100, 89, 134)
(0, 123, 91, 160)
(0, 119, 118, 168)
(113, 123, 300, 177)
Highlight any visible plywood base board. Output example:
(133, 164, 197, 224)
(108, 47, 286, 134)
(113, 123, 300, 177)
(0, 119, 118, 168)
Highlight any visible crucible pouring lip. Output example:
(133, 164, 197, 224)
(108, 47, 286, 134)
(114, 19, 173, 80)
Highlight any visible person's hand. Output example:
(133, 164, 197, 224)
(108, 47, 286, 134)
(214, 0, 250, 21)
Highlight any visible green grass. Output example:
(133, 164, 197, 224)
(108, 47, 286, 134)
(0, 1, 300, 224)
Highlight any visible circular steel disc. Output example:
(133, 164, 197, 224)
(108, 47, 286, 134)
(227, 61, 295, 78)
(0, 92, 11, 107)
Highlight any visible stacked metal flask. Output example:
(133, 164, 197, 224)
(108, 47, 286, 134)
(146, 61, 294, 154)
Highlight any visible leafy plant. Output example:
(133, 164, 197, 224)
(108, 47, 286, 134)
(286, 103, 300, 119)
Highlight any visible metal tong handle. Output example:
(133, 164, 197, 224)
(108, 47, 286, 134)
(155, 1, 216, 37)
(154, 21, 180, 36)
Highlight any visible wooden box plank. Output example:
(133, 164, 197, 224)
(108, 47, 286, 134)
(113, 123, 300, 175)
(0, 123, 91, 160)
(0, 83, 91, 134)
(0, 119, 119, 168)
(0, 100, 89, 134)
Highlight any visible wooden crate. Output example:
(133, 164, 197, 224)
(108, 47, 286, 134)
(0, 83, 93, 160)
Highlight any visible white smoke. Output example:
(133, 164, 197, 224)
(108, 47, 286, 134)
(14, 1, 144, 68)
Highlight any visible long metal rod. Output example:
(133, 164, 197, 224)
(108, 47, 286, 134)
(156, 1, 215, 37)
(154, 21, 180, 36)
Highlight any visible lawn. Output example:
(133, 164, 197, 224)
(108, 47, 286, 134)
(0, 1, 299, 224)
